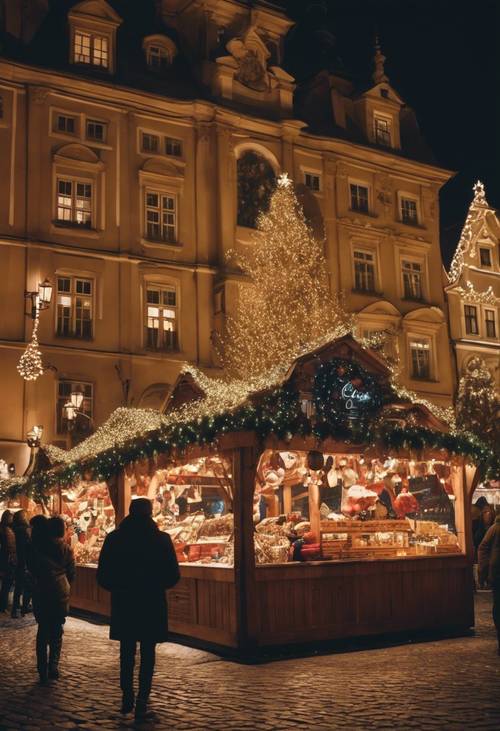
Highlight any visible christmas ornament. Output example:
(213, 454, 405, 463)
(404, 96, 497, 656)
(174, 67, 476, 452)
(17, 309, 44, 381)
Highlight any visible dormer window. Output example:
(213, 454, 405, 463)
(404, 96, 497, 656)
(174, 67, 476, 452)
(74, 30, 109, 68)
(143, 35, 177, 71)
(68, 1, 122, 75)
(374, 115, 392, 147)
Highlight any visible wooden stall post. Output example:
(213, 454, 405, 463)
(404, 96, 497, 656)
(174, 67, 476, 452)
(117, 470, 131, 524)
(234, 444, 259, 652)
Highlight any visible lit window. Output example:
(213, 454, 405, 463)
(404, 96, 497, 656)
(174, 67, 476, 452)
(485, 309, 496, 338)
(464, 305, 479, 335)
(86, 119, 107, 142)
(401, 198, 418, 225)
(354, 250, 376, 292)
(480, 248, 492, 267)
(145, 191, 176, 243)
(145, 285, 178, 351)
(55, 114, 76, 135)
(374, 116, 391, 146)
(350, 184, 369, 213)
(56, 276, 93, 339)
(74, 30, 109, 68)
(165, 137, 182, 157)
(305, 173, 321, 192)
(141, 132, 160, 153)
(402, 260, 423, 300)
(56, 179, 93, 228)
(57, 380, 93, 433)
(410, 339, 431, 380)
(147, 45, 169, 69)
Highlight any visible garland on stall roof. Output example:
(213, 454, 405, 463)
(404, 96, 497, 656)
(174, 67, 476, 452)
(0, 385, 498, 506)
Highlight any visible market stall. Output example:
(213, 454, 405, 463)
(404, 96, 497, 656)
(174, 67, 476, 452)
(54, 336, 485, 653)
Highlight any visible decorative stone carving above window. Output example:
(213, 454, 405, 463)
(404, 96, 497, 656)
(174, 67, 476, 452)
(213, 24, 294, 113)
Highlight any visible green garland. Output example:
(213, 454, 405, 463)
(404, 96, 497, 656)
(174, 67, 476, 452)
(0, 383, 498, 505)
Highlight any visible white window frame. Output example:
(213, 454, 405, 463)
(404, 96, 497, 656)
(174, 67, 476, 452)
(352, 246, 379, 294)
(373, 112, 393, 147)
(73, 28, 110, 69)
(408, 336, 433, 381)
(349, 179, 371, 214)
(86, 118, 108, 143)
(303, 170, 322, 193)
(401, 258, 424, 301)
(144, 188, 177, 244)
(484, 308, 498, 339)
(53, 112, 78, 137)
(56, 379, 93, 434)
(463, 303, 479, 336)
(55, 275, 94, 339)
(55, 176, 94, 229)
(144, 283, 179, 352)
(397, 191, 421, 226)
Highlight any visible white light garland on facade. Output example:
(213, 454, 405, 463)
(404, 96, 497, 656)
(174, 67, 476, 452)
(17, 308, 44, 381)
(448, 181, 492, 283)
(454, 281, 500, 306)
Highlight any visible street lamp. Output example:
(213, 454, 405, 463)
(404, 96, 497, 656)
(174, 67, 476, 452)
(24, 278, 53, 320)
(24, 425, 44, 477)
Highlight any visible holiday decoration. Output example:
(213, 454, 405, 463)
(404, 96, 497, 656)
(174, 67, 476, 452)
(448, 181, 493, 283)
(454, 280, 500, 306)
(456, 357, 499, 444)
(17, 306, 44, 381)
(217, 172, 353, 380)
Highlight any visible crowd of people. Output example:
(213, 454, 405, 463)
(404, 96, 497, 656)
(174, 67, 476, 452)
(0, 499, 180, 721)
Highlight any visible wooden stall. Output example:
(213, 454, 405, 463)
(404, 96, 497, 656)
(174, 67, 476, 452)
(62, 337, 477, 655)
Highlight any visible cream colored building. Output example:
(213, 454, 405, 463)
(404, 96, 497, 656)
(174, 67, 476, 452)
(446, 182, 500, 395)
(0, 0, 455, 472)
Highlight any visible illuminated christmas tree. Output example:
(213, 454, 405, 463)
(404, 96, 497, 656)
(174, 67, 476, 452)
(217, 173, 352, 380)
(456, 357, 499, 441)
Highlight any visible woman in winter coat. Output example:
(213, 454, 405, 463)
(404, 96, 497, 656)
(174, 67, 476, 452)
(11, 510, 32, 617)
(0, 509, 17, 612)
(97, 498, 180, 721)
(28, 516, 75, 683)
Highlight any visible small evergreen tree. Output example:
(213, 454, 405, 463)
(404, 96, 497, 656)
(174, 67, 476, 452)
(456, 357, 499, 441)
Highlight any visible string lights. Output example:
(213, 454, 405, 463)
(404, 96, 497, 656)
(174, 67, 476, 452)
(448, 180, 492, 283)
(17, 307, 44, 381)
(454, 281, 500, 306)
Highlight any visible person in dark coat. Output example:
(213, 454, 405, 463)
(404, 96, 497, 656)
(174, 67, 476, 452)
(28, 516, 75, 682)
(0, 509, 17, 613)
(97, 498, 180, 721)
(478, 515, 500, 655)
(11, 510, 32, 617)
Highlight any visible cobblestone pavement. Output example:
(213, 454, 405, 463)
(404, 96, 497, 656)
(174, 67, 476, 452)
(0, 593, 499, 731)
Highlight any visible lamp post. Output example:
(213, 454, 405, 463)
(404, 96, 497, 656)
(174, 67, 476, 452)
(18, 278, 53, 382)
(64, 388, 92, 449)
(24, 278, 53, 320)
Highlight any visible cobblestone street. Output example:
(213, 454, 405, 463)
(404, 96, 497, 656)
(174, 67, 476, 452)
(0, 593, 499, 731)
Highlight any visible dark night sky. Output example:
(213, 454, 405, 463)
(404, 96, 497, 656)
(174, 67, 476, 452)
(284, 0, 499, 266)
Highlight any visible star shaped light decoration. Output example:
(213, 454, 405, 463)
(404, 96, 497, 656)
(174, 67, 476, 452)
(277, 172, 292, 189)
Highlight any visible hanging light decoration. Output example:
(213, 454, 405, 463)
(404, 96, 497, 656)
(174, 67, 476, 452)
(17, 303, 44, 381)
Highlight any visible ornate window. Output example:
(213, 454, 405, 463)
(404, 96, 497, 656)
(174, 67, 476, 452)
(353, 250, 376, 293)
(56, 178, 93, 228)
(464, 305, 479, 335)
(350, 184, 369, 213)
(402, 260, 423, 300)
(410, 339, 431, 380)
(237, 151, 276, 229)
(56, 276, 93, 339)
(74, 30, 109, 68)
(145, 191, 176, 243)
(145, 284, 178, 351)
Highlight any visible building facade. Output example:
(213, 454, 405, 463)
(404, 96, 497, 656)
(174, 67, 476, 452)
(446, 182, 500, 398)
(0, 0, 455, 472)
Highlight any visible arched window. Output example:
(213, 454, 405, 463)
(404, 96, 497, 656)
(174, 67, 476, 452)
(237, 151, 276, 229)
